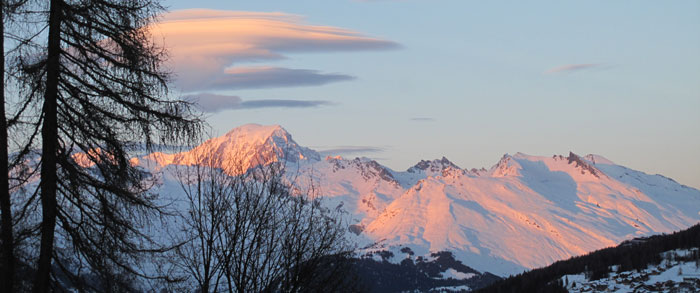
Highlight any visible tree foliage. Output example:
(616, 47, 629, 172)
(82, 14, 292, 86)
(2, 0, 201, 291)
(169, 152, 354, 292)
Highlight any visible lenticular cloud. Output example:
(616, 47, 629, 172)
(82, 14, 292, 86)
(151, 9, 398, 92)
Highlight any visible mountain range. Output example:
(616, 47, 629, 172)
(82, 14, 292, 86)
(137, 124, 700, 278)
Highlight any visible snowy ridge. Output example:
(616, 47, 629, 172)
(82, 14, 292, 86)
(143, 124, 700, 278)
(407, 157, 464, 177)
(292, 156, 405, 226)
(145, 124, 319, 174)
(364, 153, 695, 275)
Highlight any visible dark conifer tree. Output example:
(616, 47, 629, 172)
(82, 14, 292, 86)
(8, 0, 201, 291)
(1, 2, 13, 290)
(1, 1, 33, 290)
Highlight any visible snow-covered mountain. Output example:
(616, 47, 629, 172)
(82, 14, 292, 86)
(140, 124, 700, 277)
(364, 152, 699, 276)
(146, 124, 319, 174)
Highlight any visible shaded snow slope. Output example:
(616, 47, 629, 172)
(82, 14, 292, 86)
(143, 124, 700, 277)
(291, 156, 405, 228)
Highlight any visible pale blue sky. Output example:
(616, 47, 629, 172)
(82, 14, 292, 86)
(163, 0, 700, 188)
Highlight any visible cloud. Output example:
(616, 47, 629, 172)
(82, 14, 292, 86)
(207, 66, 354, 90)
(240, 99, 333, 109)
(152, 9, 398, 92)
(410, 117, 435, 122)
(316, 146, 386, 156)
(546, 63, 603, 74)
(185, 93, 333, 113)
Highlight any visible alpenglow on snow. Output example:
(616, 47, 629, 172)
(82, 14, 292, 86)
(137, 124, 700, 277)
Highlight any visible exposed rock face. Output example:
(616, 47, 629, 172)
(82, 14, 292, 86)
(566, 151, 602, 178)
(408, 156, 461, 175)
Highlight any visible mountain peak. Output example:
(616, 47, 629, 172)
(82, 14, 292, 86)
(222, 123, 288, 142)
(145, 124, 319, 174)
(566, 152, 602, 178)
(489, 154, 522, 177)
(407, 156, 461, 174)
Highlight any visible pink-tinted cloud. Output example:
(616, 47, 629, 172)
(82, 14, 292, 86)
(185, 93, 333, 113)
(152, 9, 398, 92)
(546, 63, 603, 74)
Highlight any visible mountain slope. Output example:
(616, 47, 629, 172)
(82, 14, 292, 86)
(477, 224, 700, 293)
(146, 124, 319, 174)
(363, 152, 699, 275)
(141, 124, 700, 279)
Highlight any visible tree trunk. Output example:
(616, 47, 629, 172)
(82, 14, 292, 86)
(0, 2, 16, 291)
(34, 0, 62, 291)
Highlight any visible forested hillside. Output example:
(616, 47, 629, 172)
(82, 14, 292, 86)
(478, 224, 700, 293)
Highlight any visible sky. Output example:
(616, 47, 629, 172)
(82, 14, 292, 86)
(160, 0, 700, 189)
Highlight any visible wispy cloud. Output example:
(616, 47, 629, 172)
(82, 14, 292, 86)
(153, 9, 398, 92)
(207, 66, 354, 90)
(185, 93, 334, 113)
(240, 99, 333, 109)
(316, 146, 386, 156)
(546, 63, 604, 74)
(410, 117, 435, 122)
